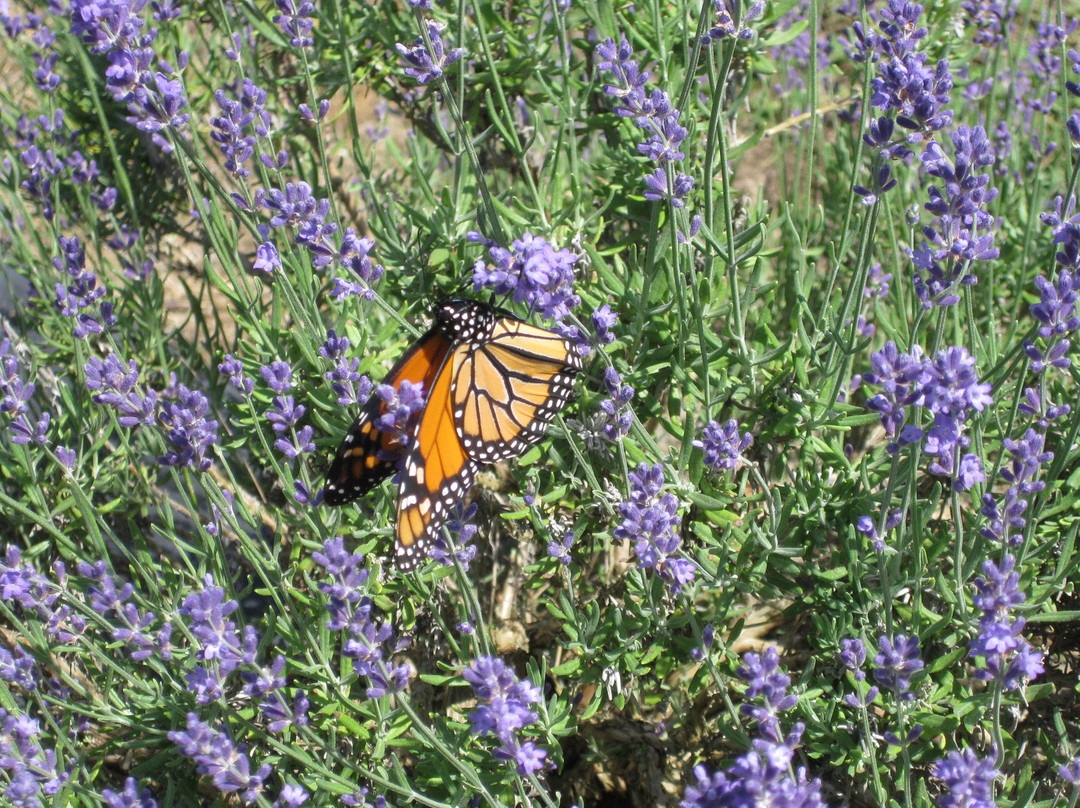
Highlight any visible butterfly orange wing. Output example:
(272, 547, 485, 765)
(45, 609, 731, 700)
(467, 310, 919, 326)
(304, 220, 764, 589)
(395, 344, 480, 571)
(324, 327, 452, 506)
(452, 317, 581, 463)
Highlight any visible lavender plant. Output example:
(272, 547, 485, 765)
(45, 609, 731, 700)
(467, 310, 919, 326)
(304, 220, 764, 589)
(0, 0, 1078, 806)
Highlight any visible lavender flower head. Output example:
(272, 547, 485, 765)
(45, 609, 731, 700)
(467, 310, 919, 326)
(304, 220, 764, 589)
(158, 385, 219, 472)
(332, 229, 384, 301)
(737, 647, 798, 743)
(396, 21, 464, 85)
(694, 419, 753, 471)
(464, 656, 549, 776)
(320, 330, 371, 406)
(680, 725, 826, 808)
(968, 555, 1044, 691)
(102, 777, 159, 808)
(702, 0, 765, 43)
(430, 502, 479, 569)
(54, 235, 114, 339)
(373, 380, 426, 444)
(0, 339, 47, 446)
(598, 366, 634, 440)
(469, 231, 580, 321)
(872, 632, 923, 700)
(312, 536, 371, 632)
(168, 713, 272, 801)
(912, 126, 999, 308)
(594, 36, 695, 207)
(931, 746, 998, 808)
(273, 0, 314, 48)
(613, 462, 696, 594)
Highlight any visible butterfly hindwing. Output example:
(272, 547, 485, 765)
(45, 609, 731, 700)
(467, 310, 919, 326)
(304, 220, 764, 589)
(323, 327, 452, 506)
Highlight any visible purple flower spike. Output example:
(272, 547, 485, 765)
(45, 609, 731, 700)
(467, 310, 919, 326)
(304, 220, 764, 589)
(84, 352, 157, 427)
(332, 229, 384, 300)
(702, 0, 765, 43)
(396, 21, 464, 85)
(373, 380, 426, 442)
(273, 0, 315, 48)
(614, 462, 695, 594)
(872, 632, 923, 700)
(158, 386, 219, 472)
(430, 502, 479, 569)
(218, 354, 254, 396)
(694, 418, 752, 471)
(591, 305, 618, 345)
(470, 231, 580, 321)
(168, 713, 272, 801)
(54, 236, 113, 339)
(464, 656, 549, 776)
(931, 747, 998, 808)
(547, 530, 574, 565)
(737, 647, 798, 742)
(679, 725, 825, 807)
(102, 776, 159, 808)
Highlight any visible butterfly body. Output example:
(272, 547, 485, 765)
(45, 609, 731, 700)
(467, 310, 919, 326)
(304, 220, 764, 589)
(325, 299, 581, 571)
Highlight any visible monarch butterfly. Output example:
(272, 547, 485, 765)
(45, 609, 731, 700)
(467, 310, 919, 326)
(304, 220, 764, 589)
(324, 299, 582, 571)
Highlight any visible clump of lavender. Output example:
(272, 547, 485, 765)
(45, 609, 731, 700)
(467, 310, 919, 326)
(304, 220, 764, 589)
(469, 230, 580, 321)
(396, 20, 464, 85)
(963, 0, 1014, 46)
(702, 0, 764, 43)
(980, 263, 1076, 550)
(209, 78, 270, 179)
(168, 713, 272, 801)
(178, 577, 256, 704)
(595, 36, 694, 208)
(680, 649, 825, 808)
(372, 380, 426, 450)
(260, 361, 315, 460)
(839, 638, 879, 708)
(737, 647, 797, 743)
(547, 530, 574, 566)
(854, 0, 952, 209)
(219, 354, 254, 396)
(693, 418, 752, 471)
(258, 181, 338, 269)
(859, 0, 953, 151)
(272, 0, 314, 48)
(0, 546, 85, 642)
(613, 462, 696, 595)
(102, 777, 160, 808)
(0, 645, 38, 691)
(968, 556, 1044, 691)
(68, 0, 192, 152)
(463, 656, 549, 776)
(76, 561, 172, 662)
(0, 707, 72, 805)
